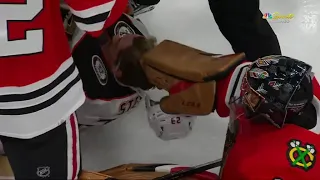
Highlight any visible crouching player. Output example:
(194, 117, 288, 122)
(112, 39, 320, 178)
(218, 56, 320, 179)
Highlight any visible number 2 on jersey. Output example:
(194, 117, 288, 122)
(0, 0, 44, 57)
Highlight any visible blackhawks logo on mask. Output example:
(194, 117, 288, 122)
(287, 139, 316, 171)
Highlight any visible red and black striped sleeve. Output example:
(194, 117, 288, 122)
(65, 0, 128, 36)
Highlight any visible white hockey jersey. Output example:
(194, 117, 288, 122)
(71, 14, 150, 126)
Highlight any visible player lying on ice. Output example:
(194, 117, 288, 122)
(62, 9, 196, 139)
(77, 39, 320, 179)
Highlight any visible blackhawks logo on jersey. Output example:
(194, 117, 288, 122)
(287, 139, 316, 171)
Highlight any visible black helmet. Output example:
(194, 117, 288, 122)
(241, 55, 313, 128)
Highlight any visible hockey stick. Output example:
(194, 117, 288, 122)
(152, 158, 222, 180)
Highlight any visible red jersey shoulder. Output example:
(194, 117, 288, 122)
(0, 0, 71, 87)
(222, 122, 320, 180)
(66, 0, 128, 35)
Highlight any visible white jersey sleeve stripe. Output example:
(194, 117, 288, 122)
(74, 21, 105, 32)
(0, 57, 74, 95)
(69, 0, 115, 19)
(0, 82, 85, 138)
(0, 67, 79, 109)
(225, 62, 251, 107)
(0, 57, 81, 115)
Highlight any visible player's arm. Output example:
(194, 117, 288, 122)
(64, 0, 128, 37)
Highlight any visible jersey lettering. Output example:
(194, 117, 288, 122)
(0, 0, 44, 57)
(118, 96, 142, 115)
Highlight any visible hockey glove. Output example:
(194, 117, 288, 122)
(140, 40, 245, 115)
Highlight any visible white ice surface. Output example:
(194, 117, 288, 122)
(80, 0, 320, 174)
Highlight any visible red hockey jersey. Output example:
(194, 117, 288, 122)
(215, 61, 320, 179)
(0, 0, 127, 138)
(221, 118, 320, 180)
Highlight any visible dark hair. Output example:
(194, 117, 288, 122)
(116, 36, 156, 90)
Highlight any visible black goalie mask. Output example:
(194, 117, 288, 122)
(240, 55, 313, 128)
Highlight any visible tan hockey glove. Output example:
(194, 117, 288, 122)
(141, 40, 245, 115)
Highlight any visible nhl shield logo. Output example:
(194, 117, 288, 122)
(92, 55, 108, 86)
(37, 166, 50, 178)
(114, 21, 136, 37)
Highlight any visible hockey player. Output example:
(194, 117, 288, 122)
(77, 50, 320, 180)
(220, 91, 320, 179)
(0, 0, 128, 179)
(161, 55, 320, 179)
(217, 56, 320, 179)
(104, 36, 320, 175)
(120, 40, 320, 178)
(71, 13, 151, 127)
(70, 12, 196, 140)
